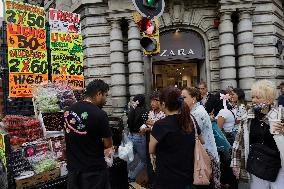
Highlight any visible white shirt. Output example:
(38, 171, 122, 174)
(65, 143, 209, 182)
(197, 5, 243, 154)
(215, 109, 235, 132)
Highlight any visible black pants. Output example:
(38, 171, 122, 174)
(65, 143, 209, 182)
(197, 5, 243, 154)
(67, 169, 110, 189)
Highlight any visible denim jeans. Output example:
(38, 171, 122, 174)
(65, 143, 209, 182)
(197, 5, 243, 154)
(128, 133, 146, 180)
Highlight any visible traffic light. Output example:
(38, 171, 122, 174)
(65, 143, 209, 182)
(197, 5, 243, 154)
(132, 0, 165, 19)
(139, 18, 160, 55)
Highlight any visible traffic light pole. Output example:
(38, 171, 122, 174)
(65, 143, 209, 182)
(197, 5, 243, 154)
(144, 55, 153, 109)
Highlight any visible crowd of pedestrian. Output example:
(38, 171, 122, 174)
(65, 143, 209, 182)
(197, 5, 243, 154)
(63, 79, 284, 189)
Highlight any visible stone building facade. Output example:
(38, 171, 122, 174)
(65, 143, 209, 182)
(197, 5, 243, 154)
(53, 0, 284, 115)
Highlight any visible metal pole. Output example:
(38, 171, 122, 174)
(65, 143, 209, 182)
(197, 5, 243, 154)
(143, 55, 153, 109)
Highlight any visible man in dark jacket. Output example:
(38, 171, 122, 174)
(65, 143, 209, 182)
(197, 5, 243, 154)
(198, 81, 216, 114)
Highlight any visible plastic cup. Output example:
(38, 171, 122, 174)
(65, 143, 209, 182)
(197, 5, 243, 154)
(269, 119, 281, 135)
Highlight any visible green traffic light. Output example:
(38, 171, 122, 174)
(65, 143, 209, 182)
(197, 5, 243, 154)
(146, 0, 158, 6)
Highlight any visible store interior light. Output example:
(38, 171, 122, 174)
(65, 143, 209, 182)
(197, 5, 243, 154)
(175, 28, 180, 33)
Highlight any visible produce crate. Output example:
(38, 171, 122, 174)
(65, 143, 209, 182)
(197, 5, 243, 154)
(15, 168, 60, 189)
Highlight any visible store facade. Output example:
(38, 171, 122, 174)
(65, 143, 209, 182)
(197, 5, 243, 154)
(54, 0, 284, 115)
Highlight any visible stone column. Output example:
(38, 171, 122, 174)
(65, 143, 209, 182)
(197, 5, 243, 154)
(237, 9, 255, 99)
(218, 10, 237, 89)
(128, 20, 145, 99)
(110, 20, 127, 115)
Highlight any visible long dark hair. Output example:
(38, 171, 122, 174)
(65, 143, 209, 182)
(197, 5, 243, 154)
(159, 86, 194, 133)
(232, 88, 246, 105)
(127, 94, 148, 131)
(213, 90, 233, 116)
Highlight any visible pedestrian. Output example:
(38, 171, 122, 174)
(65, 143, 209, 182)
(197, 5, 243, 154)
(182, 87, 221, 189)
(143, 92, 166, 188)
(214, 90, 238, 189)
(198, 81, 216, 115)
(231, 80, 284, 189)
(149, 86, 204, 189)
(277, 82, 284, 106)
(230, 88, 247, 135)
(64, 79, 113, 189)
(127, 94, 148, 183)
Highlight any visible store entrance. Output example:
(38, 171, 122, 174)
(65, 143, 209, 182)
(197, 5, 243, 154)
(153, 62, 199, 91)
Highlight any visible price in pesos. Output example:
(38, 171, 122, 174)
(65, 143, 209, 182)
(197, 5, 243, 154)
(9, 58, 48, 74)
(52, 63, 83, 76)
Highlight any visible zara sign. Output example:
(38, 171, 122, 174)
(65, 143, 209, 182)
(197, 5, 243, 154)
(153, 30, 205, 62)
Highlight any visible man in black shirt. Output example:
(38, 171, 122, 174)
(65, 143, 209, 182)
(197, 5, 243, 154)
(278, 82, 284, 106)
(64, 79, 113, 189)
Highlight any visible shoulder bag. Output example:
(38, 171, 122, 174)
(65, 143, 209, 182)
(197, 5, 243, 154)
(191, 116, 212, 185)
(246, 121, 281, 182)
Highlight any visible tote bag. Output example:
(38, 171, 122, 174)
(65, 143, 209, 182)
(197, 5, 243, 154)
(192, 116, 212, 185)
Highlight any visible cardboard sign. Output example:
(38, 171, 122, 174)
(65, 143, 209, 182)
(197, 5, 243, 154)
(50, 32, 82, 54)
(9, 73, 48, 97)
(6, 1, 48, 97)
(49, 8, 81, 34)
(49, 9, 84, 89)
(52, 75, 84, 89)
(5, 1, 45, 29)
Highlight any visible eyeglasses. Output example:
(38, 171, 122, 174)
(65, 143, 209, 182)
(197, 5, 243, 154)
(198, 88, 205, 90)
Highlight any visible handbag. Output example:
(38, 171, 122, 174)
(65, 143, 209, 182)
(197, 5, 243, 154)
(247, 143, 281, 182)
(191, 116, 212, 185)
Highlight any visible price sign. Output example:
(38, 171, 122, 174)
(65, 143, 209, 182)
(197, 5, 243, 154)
(49, 9, 84, 89)
(6, 1, 48, 97)
(9, 73, 48, 97)
(49, 9, 81, 34)
(5, 1, 45, 29)
(52, 75, 84, 89)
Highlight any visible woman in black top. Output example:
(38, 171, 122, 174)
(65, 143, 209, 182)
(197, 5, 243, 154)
(149, 86, 204, 189)
(127, 94, 148, 182)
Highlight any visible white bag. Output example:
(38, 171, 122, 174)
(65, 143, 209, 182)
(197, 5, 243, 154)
(118, 130, 134, 162)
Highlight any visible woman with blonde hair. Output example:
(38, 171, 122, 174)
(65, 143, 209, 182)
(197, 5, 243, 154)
(231, 80, 284, 189)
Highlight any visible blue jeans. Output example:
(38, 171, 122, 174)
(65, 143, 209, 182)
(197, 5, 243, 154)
(128, 134, 146, 180)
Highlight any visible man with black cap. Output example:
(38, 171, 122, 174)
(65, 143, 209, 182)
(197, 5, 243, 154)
(64, 79, 113, 189)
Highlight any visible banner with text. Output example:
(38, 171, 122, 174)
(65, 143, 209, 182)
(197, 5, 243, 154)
(49, 9, 84, 89)
(5, 1, 48, 97)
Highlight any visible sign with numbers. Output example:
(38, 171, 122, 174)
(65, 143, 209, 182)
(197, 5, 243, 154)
(49, 9, 84, 89)
(5, 1, 48, 97)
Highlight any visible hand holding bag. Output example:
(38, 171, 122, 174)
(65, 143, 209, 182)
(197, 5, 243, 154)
(192, 116, 212, 185)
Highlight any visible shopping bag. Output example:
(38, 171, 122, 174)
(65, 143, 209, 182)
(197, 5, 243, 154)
(118, 130, 134, 162)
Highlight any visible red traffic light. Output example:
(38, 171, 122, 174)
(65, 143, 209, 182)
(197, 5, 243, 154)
(138, 18, 155, 35)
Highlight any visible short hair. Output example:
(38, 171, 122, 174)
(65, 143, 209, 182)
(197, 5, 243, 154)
(251, 80, 276, 104)
(280, 82, 284, 87)
(198, 81, 207, 88)
(85, 79, 109, 97)
(183, 87, 202, 102)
